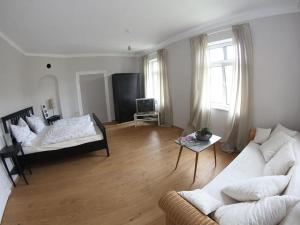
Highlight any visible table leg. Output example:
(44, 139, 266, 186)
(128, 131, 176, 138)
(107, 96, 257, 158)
(193, 152, 199, 182)
(1, 157, 16, 187)
(213, 143, 217, 167)
(174, 146, 183, 170)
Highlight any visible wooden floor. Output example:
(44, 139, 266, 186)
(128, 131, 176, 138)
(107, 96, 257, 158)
(2, 123, 236, 225)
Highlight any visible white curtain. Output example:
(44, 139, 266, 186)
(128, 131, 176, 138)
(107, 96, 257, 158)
(224, 23, 253, 151)
(188, 34, 211, 131)
(157, 49, 173, 126)
(143, 49, 173, 126)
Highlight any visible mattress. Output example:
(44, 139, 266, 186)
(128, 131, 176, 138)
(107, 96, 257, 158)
(22, 124, 103, 155)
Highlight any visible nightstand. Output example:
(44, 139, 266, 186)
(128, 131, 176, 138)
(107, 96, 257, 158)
(0, 143, 31, 187)
(47, 115, 61, 125)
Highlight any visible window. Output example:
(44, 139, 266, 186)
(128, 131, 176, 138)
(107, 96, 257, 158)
(208, 39, 234, 110)
(146, 58, 160, 106)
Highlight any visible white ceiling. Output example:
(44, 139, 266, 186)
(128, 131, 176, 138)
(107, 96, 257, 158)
(0, 0, 299, 56)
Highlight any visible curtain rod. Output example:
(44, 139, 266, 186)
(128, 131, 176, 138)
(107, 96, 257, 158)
(207, 27, 232, 36)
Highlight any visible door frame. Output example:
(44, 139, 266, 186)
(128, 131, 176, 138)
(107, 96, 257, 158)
(75, 70, 111, 122)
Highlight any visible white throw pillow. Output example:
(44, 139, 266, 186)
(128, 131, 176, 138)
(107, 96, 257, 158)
(279, 202, 300, 225)
(10, 124, 37, 146)
(260, 131, 295, 161)
(222, 175, 290, 201)
(272, 123, 298, 137)
(264, 143, 296, 176)
(284, 165, 300, 198)
(179, 189, 223, 215)
(215, 195, 300, 225)
(26, 115, 45, 133)
(253, 128, 271, 144)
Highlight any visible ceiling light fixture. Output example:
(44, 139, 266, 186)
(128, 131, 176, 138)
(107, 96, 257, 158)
(125, 29, 132, 52)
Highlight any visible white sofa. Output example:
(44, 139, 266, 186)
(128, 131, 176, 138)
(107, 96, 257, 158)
(159, 132, 300, 225)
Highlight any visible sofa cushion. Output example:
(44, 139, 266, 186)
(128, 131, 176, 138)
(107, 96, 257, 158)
(263, 143, 296, 176)
(178, 189, 223, 215)
(279, 202, 300, 225)
(215, 195, 299, 225)
(222, 175, 290, 201)
(253, 127, 271, 144)
(284, 165, 300, 198)
(260, 131, 295, 161)
(203, 142, 265, 205)
(271, 124, 298, 137)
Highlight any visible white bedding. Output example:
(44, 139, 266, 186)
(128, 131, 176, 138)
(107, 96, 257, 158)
(22, 123, 103, 155)
(42, 115, 96, 145)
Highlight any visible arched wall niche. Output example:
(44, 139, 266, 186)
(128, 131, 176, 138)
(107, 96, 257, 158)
(37, 75, 62, 118)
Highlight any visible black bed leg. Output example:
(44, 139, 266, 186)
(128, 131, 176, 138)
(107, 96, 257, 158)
(106, 147, 110, 157)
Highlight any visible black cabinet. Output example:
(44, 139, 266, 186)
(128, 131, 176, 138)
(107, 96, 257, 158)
(112, 73, 144, 122)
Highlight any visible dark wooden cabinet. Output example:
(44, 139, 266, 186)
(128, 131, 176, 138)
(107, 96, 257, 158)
(112, 73, 144, 122)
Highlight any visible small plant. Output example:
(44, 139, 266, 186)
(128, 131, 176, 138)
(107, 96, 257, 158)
(200, 127, 212, 136)
(195, 127, 212, 141)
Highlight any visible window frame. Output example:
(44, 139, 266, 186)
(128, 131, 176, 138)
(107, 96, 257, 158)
(208, 38, 234, 111)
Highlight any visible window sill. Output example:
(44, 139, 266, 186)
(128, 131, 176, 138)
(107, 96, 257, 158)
(211, 103, 229, 112)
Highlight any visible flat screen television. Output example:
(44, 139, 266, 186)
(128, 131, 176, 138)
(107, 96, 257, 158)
(136, 98, 155, 113)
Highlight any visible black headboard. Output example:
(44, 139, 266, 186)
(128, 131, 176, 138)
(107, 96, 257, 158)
(1, 107, 34, 133)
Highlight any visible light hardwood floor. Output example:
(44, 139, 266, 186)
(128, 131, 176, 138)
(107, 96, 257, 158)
(2, 123, 236, 225)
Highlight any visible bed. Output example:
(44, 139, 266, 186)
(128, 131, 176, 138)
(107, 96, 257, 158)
(1, 107, 109, 163)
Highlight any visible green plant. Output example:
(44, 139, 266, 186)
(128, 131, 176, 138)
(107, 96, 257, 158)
(200, 127, 212, 136)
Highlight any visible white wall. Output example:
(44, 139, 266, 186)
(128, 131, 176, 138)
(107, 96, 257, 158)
(0, 33, 30, 222)
(25, 55, 141, 120)
(165, 12, 300, 137)
(251, 12, 300, 130)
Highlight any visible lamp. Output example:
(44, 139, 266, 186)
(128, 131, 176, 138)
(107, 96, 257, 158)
(48, 98, 55, 116)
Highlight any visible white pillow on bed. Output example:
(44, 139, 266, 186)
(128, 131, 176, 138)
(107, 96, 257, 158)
(179, 189, 223, 215)
(215, 195, 299, 225)
(10, 124, 36, 146)
(263, 143, 296, 176)
(222, 175, 290, 201)
(18, 117, 28, 127)
(259, 131, 295, 161)
(26, 115, 45, 133)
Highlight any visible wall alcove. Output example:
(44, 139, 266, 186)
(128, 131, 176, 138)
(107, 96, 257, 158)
(38, 75, 62, 118)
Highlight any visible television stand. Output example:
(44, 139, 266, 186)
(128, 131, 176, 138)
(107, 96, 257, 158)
(134, 112, 160, 127)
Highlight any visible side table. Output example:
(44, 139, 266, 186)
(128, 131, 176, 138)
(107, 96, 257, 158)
(0, 143, 32, 186)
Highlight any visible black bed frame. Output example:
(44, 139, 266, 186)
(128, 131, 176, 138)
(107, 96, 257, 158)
(1, 107, 110, 164)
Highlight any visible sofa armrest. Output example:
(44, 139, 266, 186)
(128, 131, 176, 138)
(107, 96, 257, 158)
(159, 191, 218, 225)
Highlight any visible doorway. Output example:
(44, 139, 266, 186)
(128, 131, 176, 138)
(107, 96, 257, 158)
(76, 71, 110, 122)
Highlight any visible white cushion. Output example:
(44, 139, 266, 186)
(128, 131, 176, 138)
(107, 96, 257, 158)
(253, 128, 271, 144)
(10, 124, 36, 146)
(264, 143, 296, 176)
(222, 175, 290, 201)
(178, 189, 223, 215)
(279, 202, 300, 225)
(272, 123, 298, 137)
(260, 131, 295, 161)
(284, 165, 300, 198)
(26, 115, 45, 133)
(215, 195, 299, 225)
(18, 118, 28, 127)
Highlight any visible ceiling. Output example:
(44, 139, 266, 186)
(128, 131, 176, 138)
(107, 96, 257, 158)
(0, 0, 299, 56)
